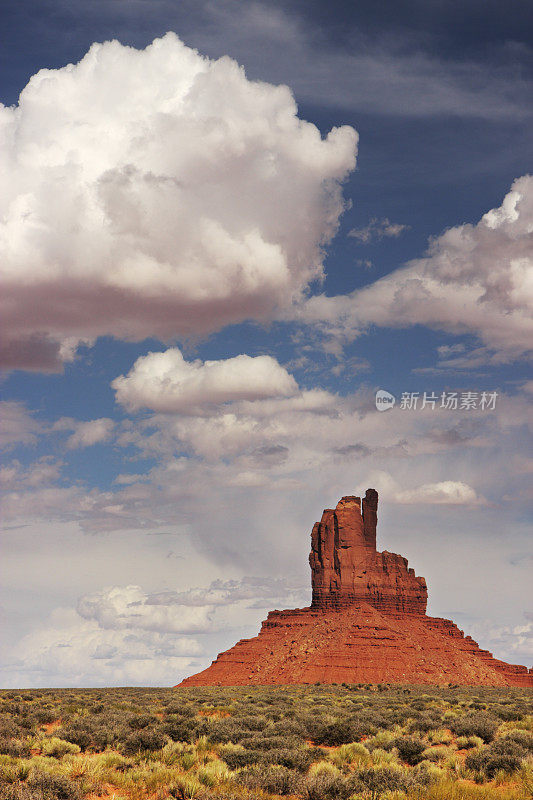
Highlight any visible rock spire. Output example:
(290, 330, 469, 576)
(309, 490, 427, 614)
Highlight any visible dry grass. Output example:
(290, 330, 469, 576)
(0, 685, 531, 799)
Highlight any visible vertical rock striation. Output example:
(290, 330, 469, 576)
(309, 490, 427, 614)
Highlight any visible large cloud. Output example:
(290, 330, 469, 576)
(3, 382, 531, 539)
(301, 175, 533, 359)
(1, 577, 308, 686)
(77, 585, 214, 634)
(112, 348, 298, 413)
(3, 607, 204, 687)
(0, 33, 357, 370)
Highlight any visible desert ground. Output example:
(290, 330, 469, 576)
(1, 684, 532, 800)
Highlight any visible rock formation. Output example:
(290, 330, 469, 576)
(310, 491, 427, 614)
(178, 490, 532, 687)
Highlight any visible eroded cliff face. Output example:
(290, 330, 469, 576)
(309, 490, 427, 614)
(178, 604, 533, 687)
(178, 489, 532, 688)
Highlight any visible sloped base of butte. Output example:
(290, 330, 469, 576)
(178, 491, 532, 688)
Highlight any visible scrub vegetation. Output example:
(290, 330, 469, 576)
(0, 684, 531, 799)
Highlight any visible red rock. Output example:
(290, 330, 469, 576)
(310, 490, 427, 614)
(178, 489, 532, 687)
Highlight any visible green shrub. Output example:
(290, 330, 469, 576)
(489, 736, 528, 759)
(269, 718, 305, 736)
(164, 715, 198, 743)
(465, 746, 522, 779)
(0, 788, 37, 800)
(241, 734, 300, 750)
(305, 771, 355, 800)
(219, 746, 262, 769)
(27, 771, 82, 800)
(456, 735, 483, 749)
(202, 719, 241, 743)
(237, 764, 304, 795)
(40, 737, 80, 758)
(58, 720, 115, 751)
(34, 709, 58, 725)
(122, 727, 167, 754)
(0, 737, 31, 757)
(449, 712, 499, 742)
(394, 735, 426, 765)
(499, 729, 533, 752)
(366, 729, 396, 751)
(168, 774, 203, 798)
(494, 707, 522, 721)
(408, 713, 441, 733)
(128, 714, 158, 730)
(426, 728, 453, 745)
(309, 719, 359, 746)
(421, 745, 453, 762)
(351, 765, 408, 795)
(262, 747, 314, 771)
(238, 715, 269, 732)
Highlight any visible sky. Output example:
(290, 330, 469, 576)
(1, 0, 532, 687)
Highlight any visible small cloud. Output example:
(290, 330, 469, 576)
(65, 419, 114, 449)
(0, 402, 44, 449)
(396, 480, 484, 506)
(114, 473, 147, 485)
(437, 343, 466, 358)
(414, 345, 511, 374)
(112, 348, 299, 414)
(0, 457, 63, 490)
(331, 355, 370, 376)
(53, 417, 115, 449)
(349, 217, 409, 244)
(357, 472, 484, 506)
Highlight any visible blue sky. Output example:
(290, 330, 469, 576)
(1, 0, 532, 687)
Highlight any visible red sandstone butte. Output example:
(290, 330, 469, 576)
(178, 490, 532, 687)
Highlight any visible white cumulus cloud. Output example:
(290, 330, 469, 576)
(112, 348, 299, 413)
(0, 402, 44, 449)
(301, 175, 533, 359)
(395, 480, 482, 506)
(0, 32, 357, 371)
(77, 585, 214, 633)
(0, 457, 63, 490)
(4, 608, 203, 687)
(64, 418, 115, 449)
(356, 473, 484, 506)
